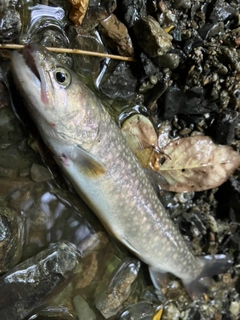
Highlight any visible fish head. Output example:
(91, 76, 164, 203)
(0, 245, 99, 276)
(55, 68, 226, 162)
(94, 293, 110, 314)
(11, 43, 100, 145)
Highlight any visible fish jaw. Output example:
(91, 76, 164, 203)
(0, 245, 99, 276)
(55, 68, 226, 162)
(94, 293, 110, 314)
(11, 49, 42, 106)
(11, 44, 57, 128)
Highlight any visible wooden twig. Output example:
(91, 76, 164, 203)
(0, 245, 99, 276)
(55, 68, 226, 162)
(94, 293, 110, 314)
(0, 44, 137, 62)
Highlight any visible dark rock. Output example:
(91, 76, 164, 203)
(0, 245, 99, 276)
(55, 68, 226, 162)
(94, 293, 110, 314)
(140, 52, 159, 77)
(220, 46, 240, 72)
(171, 27, 182, 41)
(118, 0, 147, 28)
(0, 207, 24, 273)
(172, 49, 187, 63)
(0, 241, 80, 320)
(162, 86, 218, 119)
(99, 61, 138, 100)
(144, 81, 169, 110)
(182, 87, 218, 114)
(216, 174, 240, 222)
(181, 307, 201, 320)
(101, 0, 117, 14)
(198, 22, 224, 40)
(209, 0, 235, 23)
(171, 0, 191, 10)
(0, 9, 21, 43)
(182, 212, 207, 235)
(162, 87, 183, 118)
(71, 30, 107, 77)
(208, 110, 239, 145)
(183, 35, 203, 55)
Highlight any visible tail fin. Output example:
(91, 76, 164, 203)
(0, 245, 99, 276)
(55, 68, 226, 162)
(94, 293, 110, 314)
(183, 254, 233, 299)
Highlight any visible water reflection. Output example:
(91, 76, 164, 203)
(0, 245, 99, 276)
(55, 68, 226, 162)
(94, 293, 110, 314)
(20, 4, 67, 44)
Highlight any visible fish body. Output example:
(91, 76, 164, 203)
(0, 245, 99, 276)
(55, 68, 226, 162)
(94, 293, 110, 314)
(11, 44, 231, 293)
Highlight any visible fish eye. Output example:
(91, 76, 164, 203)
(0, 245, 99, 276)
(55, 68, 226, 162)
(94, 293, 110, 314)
(54, 67, 71, 87)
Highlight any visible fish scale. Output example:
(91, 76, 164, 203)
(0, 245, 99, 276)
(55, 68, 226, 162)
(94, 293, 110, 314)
(11, 43, 232, 297)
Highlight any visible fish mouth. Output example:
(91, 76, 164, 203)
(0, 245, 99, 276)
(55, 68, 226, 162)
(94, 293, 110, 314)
(21, 43, 42, 87)
(20, 43, 49, 105)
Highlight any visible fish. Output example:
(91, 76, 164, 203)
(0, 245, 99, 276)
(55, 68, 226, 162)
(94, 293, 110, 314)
(11, 43, 232, 297)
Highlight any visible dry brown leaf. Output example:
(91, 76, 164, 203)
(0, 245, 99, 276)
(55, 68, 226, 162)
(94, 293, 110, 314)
(68, 0, 89, 26)
(157, 136, 240, 192)
(121, 114, 158, 153)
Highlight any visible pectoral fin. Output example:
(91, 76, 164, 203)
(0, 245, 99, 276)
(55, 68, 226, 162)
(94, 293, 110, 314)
(149, 266, 168, 291)
(59, 144, 106, 178)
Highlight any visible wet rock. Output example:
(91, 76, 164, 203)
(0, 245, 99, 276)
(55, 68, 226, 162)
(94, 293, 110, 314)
(19, 4, 66, 44)
(162, 302, 180, 320)
(0, 207, 24, 273)
(154, 53, 180, 69)
(144, 81, 169, 111)
(120, 0, 147, 28)
(0, 9, 21, 43)
(133, 16, 173, 58)
(99, 13, 134, 57)
(172, 0, 191, 10)
(0, 167, 17, 178)
(182, 211, 207, 236)
(75, 251, 98, 289)
(30, 163, 52, 182)
(140, 52, 158, 77)
(0, 82, 10, 109)
(79, 3, 107, 31)
(0, 107, 15, 126)
(99, 60, 138, 100)
(95, 258, 140, 318)
(209, 0, 235, 23)
(101, 0, 117, 14)
(28, 306, 77, 319)
(229, 300, 240, 316)
(71, 29, 107, 78)
(7, 182, 99, 259)
(0, 241, 80, 320)
(73, 295, 96, 320)
(208, 110, 239, 145)
(220, 46, 240, 72)
(162, 86, 218, 119)
(198, 22, 224, 40)
(31, 28, 69, 54)
(0, 145, 33, 171)
(216, 175, 240, 223)
(181, 307, 201, 320)
(183, 35, 203, 55)
(117, 301, 155, 319)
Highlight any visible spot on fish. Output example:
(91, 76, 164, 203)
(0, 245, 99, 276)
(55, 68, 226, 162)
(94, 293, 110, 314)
(59, 153, 69, 166)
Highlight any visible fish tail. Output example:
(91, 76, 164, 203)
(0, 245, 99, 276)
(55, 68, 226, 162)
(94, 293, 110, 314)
(183, 254, 233, 298)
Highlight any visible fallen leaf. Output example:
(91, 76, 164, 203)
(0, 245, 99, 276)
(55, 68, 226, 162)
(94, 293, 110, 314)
(156, 136, 240, 192)
(68, 0, 89, 26)
(121, 114, 158, 163)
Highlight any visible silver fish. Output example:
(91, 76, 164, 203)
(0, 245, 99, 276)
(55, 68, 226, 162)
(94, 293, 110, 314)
(11, 44, 231, 296)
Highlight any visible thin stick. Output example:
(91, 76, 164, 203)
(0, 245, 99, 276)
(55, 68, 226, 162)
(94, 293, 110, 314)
(0, 43, 137, 62)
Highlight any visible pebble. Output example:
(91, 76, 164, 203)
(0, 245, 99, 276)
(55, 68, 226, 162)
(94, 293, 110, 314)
(73, 295, 96, 320)
(133, 16, 173, 58)
(30, 164, 52, 182)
